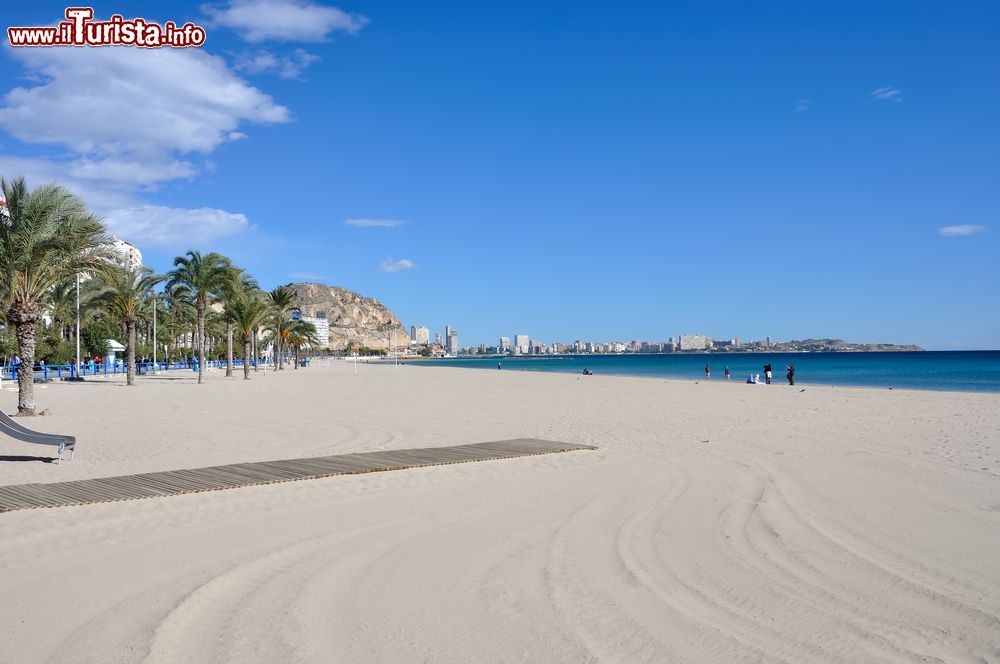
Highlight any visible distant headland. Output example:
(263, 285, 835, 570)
(698, 339, 925, 353)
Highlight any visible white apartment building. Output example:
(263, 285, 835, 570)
(514, 334, 529, 354)
(411, 325, 430, 345)
(301, 316, 330, 348)
(110, 237, 142, 270)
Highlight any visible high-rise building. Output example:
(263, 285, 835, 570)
(499, 336, 511, 352)
(110, 237, 142, 270)
(445, 325, 452, 343)
(410, 325, 430, 345)
(446, 331, 459, 355)
(434, 332, 442, 345)
(514, 334, 529, 354)
(301, 316, 330, 348)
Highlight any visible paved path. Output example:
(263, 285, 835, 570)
(0, 438, 596, 512)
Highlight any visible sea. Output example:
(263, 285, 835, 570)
(420, 351, 1000, 393)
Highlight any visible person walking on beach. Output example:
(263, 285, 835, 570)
(764, 363, 773, 385)
(787, 364, 795, 385)
(497, 362, 502, 370)
(704, 364, 710, 380)
(724, 366, 731, 381)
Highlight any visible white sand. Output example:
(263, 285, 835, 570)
(1, 362, 998, 663)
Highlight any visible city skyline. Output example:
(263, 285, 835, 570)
(406, 322, 903, 355)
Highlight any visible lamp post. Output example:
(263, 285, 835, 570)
(75, 272, 81, 378)
(152, 292, 157, 374)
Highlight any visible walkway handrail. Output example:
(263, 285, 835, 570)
(0, 358, 287, 381)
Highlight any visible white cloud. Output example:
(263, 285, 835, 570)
(0, 46, 290, 248)
(235, 48, 320, 79)
(345, 218, 407, 228)
(794, 99, 810, 112)
(872, 87, 903, 102)
(0, 46, 289, 187)
(379, 258, 416, 273)
(0, 157, 253, 249)
(67, 157, 199, 188)
(0, 155, 134, 210)
(203, 0, 369, 42)
(103, 206, 250, 247)
(938, 225, 987, 237)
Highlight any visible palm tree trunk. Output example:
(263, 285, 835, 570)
(253, 330, 259, 372)
(226, 322, 234, 377)
(294, 345, 300, 369)
(197, 306, 206, 384)
(243, 337, 251, 379)
(9, 305, 40, 416)
(126, 320, 136, 386)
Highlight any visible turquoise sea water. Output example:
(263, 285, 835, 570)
(421, 351, 1000, 393)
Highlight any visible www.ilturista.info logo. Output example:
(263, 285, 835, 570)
(8, 7, 206, 48)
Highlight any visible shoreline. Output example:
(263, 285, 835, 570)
(397, 356, 1000, 395)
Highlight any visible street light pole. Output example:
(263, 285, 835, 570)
(75, 272, 81, 378)
(152, 293, 157, 374)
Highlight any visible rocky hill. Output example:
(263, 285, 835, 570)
(768, 339, 924, 352)
(286, 282, 408, 351)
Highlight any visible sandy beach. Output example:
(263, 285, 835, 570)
(1, 362, 998, 663)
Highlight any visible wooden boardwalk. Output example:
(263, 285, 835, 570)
(0, 438, 596, 513)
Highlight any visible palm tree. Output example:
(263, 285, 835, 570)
(165, 251, 233, 384)
(204, 310, 226, 360)
(45, 280, 76, 341)
(286, 319, 320, 370)
(0, 177, 112, 415)
(217, 269, 258, 377)
(90, 265, 157, 386)
(266, 286, 297, 370)
(162, 284, 195, 361)
(226, 290, 269, 379)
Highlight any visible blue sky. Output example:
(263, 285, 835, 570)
(1, 1, 997, 349)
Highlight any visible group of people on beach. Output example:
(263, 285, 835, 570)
(706, 363, 795, 385)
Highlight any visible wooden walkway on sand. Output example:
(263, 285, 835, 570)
(0, 438, 596, 513)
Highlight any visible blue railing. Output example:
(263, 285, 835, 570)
(0, 358, 290, 381)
